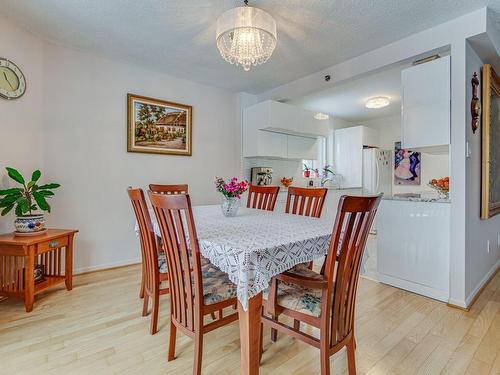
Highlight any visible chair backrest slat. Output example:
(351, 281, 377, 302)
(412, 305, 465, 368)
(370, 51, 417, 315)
(127, 188, 160, 296)
(149, 184, 189, 195)
(148, 191, 203, 333)
(323, 195, 382, 348)
(246, 185, 280, 211)
(285, 187, 328, 218)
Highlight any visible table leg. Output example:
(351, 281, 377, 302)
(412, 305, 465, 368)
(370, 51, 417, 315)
(65, 235, 74, 291)
(238, 292, 263, 375)
(24, 247, 35, 312)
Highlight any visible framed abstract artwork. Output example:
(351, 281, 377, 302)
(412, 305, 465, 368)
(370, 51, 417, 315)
(394, 142, 421, 185)
(481, 64, 500, 219)
(127, 93, 192, 156)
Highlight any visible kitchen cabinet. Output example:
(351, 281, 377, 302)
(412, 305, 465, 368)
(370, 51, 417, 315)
(287, 135, 318, 160)
(377, 199, 450, 302)
(244, 100, 329, 137)
(244, 130, 319, 159)
(402, 56, 450, 151)
(256, 131, 288, 158)
(334, 126, 379, 188)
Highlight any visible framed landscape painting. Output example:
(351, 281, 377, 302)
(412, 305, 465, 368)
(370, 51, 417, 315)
(481, 64, 500, 219)
(127, 93, 192, 156)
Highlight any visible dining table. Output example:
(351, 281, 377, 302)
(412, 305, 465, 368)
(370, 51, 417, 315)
(144, 204, 333, 375)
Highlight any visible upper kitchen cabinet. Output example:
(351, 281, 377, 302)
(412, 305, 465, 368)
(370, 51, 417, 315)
(243, 100, 329, 137)
(286, 135, 319, 160)
(402, 56, 450, 152)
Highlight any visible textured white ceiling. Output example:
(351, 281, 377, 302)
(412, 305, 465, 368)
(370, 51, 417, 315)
(0, 0, 496, 93)
(292, 65, 404, 122)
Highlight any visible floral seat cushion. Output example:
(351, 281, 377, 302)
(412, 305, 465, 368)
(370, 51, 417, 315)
(199, 262, 237, 305)
(157, 251, 209, 274)
(264, 266, 324, 317)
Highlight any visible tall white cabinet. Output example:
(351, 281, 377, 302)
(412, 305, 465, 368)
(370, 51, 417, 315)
(401, 56, 450, 151)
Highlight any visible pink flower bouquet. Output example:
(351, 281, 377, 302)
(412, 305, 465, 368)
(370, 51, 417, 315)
(214, 177, 249, 199)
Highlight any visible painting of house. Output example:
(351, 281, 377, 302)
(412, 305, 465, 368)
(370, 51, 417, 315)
(127, 94, 192, 156)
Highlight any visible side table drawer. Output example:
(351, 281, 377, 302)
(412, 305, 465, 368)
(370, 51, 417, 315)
(37, 236, 69, 254)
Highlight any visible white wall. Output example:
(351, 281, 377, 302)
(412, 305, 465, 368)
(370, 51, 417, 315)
(0, 17, 241, 273)
(464, 42, 500, 303)
(0, 17, 45, 234)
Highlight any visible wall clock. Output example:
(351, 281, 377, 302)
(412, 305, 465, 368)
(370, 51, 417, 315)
(470, 72, 481, 134)
(0, 58, 26, 100)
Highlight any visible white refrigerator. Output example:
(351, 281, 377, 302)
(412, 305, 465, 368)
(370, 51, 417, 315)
(362, 148, 392, 233)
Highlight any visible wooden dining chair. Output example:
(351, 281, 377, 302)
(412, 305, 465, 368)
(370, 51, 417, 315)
(149, 184, 189, 195)
(285, 186, 328, 218)
(127, 187, 170, 335)
(246, 184, 280, 211)
(262, 195, 382, 375)
(148, 191, 239, 375)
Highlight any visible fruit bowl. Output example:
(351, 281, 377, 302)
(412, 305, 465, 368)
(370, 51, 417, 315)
(280, 177, 293, 188)
(428, 177, 449, 199)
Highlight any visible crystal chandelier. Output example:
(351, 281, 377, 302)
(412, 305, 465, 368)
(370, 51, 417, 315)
(216, 0, 277, 71)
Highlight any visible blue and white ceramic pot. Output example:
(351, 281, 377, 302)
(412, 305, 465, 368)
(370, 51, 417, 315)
(14, 214, 46, 233)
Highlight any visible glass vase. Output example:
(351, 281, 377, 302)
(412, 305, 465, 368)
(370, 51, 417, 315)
(221, 197, 240, 217)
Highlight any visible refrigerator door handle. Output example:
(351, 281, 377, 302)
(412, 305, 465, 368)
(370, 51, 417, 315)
(375, 156, 380, 193)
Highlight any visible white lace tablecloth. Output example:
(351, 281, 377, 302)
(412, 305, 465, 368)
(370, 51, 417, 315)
(136, 205, 332, 310)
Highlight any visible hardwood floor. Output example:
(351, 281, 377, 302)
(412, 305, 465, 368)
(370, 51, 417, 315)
(0, 265, 499, 375)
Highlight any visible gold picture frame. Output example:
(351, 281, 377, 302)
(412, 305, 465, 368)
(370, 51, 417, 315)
(481, 64, 500, 219)
(127, 93, 192, 156)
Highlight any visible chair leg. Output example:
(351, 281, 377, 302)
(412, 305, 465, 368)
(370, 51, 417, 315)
(320, 343, 331, 375)
(168, 320, 177, 361)
(142, 294, 149, 316)
(139, 269, 145, 299)
(149, 291, 160, 335)
(347, 340, 356, 375)
(294, 319, 300, 331)
(193, 333, 204, 375)
(270, 314, 278, 342)
(259, 322, 264, 364)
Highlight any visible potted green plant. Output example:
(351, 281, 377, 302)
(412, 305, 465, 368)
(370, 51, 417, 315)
(0, 167, 60, 235)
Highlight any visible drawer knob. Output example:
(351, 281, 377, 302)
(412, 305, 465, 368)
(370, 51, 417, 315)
(49, 241, 59, 248)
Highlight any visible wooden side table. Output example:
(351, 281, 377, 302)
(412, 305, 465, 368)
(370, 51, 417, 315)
(0, 229, 78, 312)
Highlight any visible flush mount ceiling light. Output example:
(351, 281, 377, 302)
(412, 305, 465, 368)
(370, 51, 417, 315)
(365, 96, 391, 109)
(216, 0, 277, 71)
(314, 113, 329, 120)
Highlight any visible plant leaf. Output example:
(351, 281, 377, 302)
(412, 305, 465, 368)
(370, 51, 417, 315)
(38, 190, 54, 197)
(37, 183, 60, 190)
(0, 188, 21, 195)
(31, 170, 41, 182)
(15, 204, 23, 216)
(18, 198, 30, 214)
(27, 181, 36, 189)
(0, 194, 22, 206)
(6, 167, 25, 185)
(33, 191, 50, 211)
(1, 204, 14, 216)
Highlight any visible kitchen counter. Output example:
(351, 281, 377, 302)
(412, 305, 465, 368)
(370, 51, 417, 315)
(382, 192, 450, 203)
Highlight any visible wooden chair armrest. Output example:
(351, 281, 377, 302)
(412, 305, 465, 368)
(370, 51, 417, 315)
(276, 271, 328, 289)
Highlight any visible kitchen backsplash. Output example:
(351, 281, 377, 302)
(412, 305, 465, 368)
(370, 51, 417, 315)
(242, 157, 305, 186)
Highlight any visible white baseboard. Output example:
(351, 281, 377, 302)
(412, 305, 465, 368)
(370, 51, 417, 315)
(74, 258, 141, 275)
(465, 259, 500, 307)
(378, 274, 449, 303)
